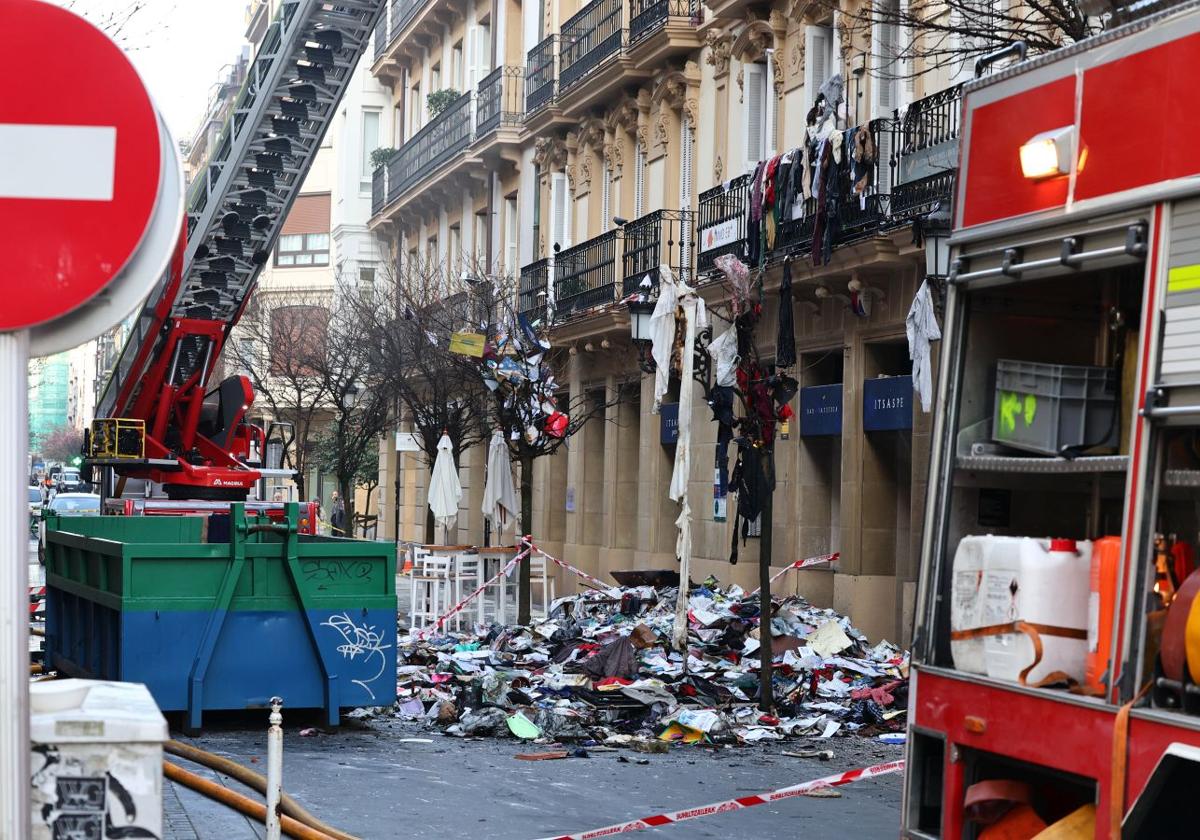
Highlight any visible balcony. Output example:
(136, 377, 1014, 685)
(476, 66, 524, 138)
(525, 35, 558, 115)
(383, 91, 473, 204)
(519, 258, 551, 322)
(559, 0, 623, 93)
(372, 165, 386, 216)
(555, 230, 620, 316)
(621, 209, 695, 294)
(889, 83, 963, 220)
(696, 174, 751, 275)
(626, 0, 701, 67)
(373, 4, 389, 63)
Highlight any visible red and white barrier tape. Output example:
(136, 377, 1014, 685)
(536, 759, 904, 839)
(750, 553, 839, 596)
(415, 546, 532, 638)
(525, 540, 621, 597)
(29, 586, 45, 617)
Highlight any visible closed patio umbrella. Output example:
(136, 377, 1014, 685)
(482, 429, 517, 542)
(428, 433, 462, 541)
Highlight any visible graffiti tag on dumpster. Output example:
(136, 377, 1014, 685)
(302, 558, 375, 584)
(321, 613, 393, 700)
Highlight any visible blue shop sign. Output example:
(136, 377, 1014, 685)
(799, 384, 842, 436)
(660, 402, 679, 445)
(863, 375, 914, 431)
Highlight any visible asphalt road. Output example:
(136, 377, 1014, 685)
(164, 717, 904, 840)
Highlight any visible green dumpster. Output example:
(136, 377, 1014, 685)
(43, 503, 397, 729)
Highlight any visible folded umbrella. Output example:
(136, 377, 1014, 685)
(482, 430, 518, 540)
(428, 433, 463, 536)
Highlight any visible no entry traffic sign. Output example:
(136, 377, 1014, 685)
(0, 0, 165, 331)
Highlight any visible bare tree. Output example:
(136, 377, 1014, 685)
(40, 426, 86, 465)
(310, 283, 395, 531)
(820, 0, 1103, 83)
(227, 289, 331, 500)
(481, 274, 631, 624)
(353, 257, 493, 542)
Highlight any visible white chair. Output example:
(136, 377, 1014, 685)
(479, 547, 519, 625)
(408, 549, 452, 630)
(450, 550, 484, 631)
(529, 550, 558, 622)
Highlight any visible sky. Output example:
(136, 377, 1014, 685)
(59, 0, 251, 143)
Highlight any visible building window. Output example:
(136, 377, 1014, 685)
(449, 224, 461, 275)
(504, 196, 518, 272)
(474, 211, 488, 268)
(236, 337, 257, 378)
(452, 41, 464, 90)
(427, 235, 438, 266)
(361, 109, 381, 181)
(532, 165, 542, 256)
(270, 305, 328, 375)
(744, 60, 776, 172)
(275, 233, 329, 266)
(431, 64, 441, 96)
(276, 193, 330, 267)
(359, 266, 376, 300)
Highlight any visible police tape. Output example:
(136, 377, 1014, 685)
(416, 545, 533, 638)
(750, 552, 839, 596)
(535, 758, 905, 839)
(525, 539, 621, 597)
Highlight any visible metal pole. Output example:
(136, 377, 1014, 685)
(265, 696, 283, 840)
(0, 331, 30, 838)
(758, 445, 774, 714)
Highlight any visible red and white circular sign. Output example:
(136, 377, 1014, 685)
(0, 0, 162, 331)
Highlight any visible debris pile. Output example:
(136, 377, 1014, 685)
(391, 580, 908, 747)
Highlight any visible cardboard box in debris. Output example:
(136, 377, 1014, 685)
(388, 580, 909, 746)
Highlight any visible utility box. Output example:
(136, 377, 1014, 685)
(30, 679, 167, 840)
(992, 360, 1118, 455)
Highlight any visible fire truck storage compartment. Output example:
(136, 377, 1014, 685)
(41, 504, 397, 730)
(931, 258, 1144, 674)
(957, 747, 1097, 840)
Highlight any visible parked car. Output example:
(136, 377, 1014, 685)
(46, 493, 100, 516)
(57, 470, 86, 493)
(37, 493, 101, 562)
(28, 486, 43, 534)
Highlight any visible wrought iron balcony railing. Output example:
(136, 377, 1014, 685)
(559, 0, 623, 92)
(554, 230, 620, 315)
(371, 165, 386, 215)
(476, 66, 525, 137)
(696, 174, 750, 275)
(373, 4, 389, 62)
(384, 91, 473, 202)
(525, 35, 558, 114)
(889, 83, 962, 220)
(519, 258, 551, 322)
(621, 210, 695, 294)
(628, 0, 694, 45)
(389, 0, 424, 43)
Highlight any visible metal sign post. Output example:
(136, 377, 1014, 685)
(0, 3, 183, 835)
(0, 331, 30, 838)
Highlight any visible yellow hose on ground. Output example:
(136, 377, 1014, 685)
(30, 664, 42, 675)
(163, 761, 338, 840)
(164, 740, 360, 840)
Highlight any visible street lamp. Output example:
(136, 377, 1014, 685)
(342, 381, 363, 410)
(922, 203, 953, 316)
(626, 297, 656, 373)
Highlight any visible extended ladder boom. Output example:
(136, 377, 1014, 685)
(90, 0, 383, 499)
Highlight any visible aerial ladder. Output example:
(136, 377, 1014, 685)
(88, 0, 384, 501)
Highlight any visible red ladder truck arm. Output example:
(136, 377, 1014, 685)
(88, 0, 383, 500)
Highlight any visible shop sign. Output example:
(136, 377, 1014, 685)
(863, 375, 913, 431)
(800, 385, 842, 436)
(660, 402, 679, 445)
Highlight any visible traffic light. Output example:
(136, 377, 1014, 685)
(71, 456, 82, 467)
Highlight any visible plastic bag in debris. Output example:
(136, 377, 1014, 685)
(531, 708, 591, 740)
(457, 707, 509, 737)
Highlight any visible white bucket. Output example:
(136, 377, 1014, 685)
(950, 535, 1021, 674)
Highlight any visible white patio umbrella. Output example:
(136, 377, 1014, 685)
(482, 429, 518, 542)
(428, 433, 462, 541)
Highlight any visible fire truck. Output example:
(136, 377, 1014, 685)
(904, 3, 1200, 837)
(83, 0, 384, 534)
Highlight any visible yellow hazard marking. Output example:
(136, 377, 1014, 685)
(1168, 264, 1200, 293)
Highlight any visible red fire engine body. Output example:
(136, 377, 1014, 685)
(904, 5, 1200, 837)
